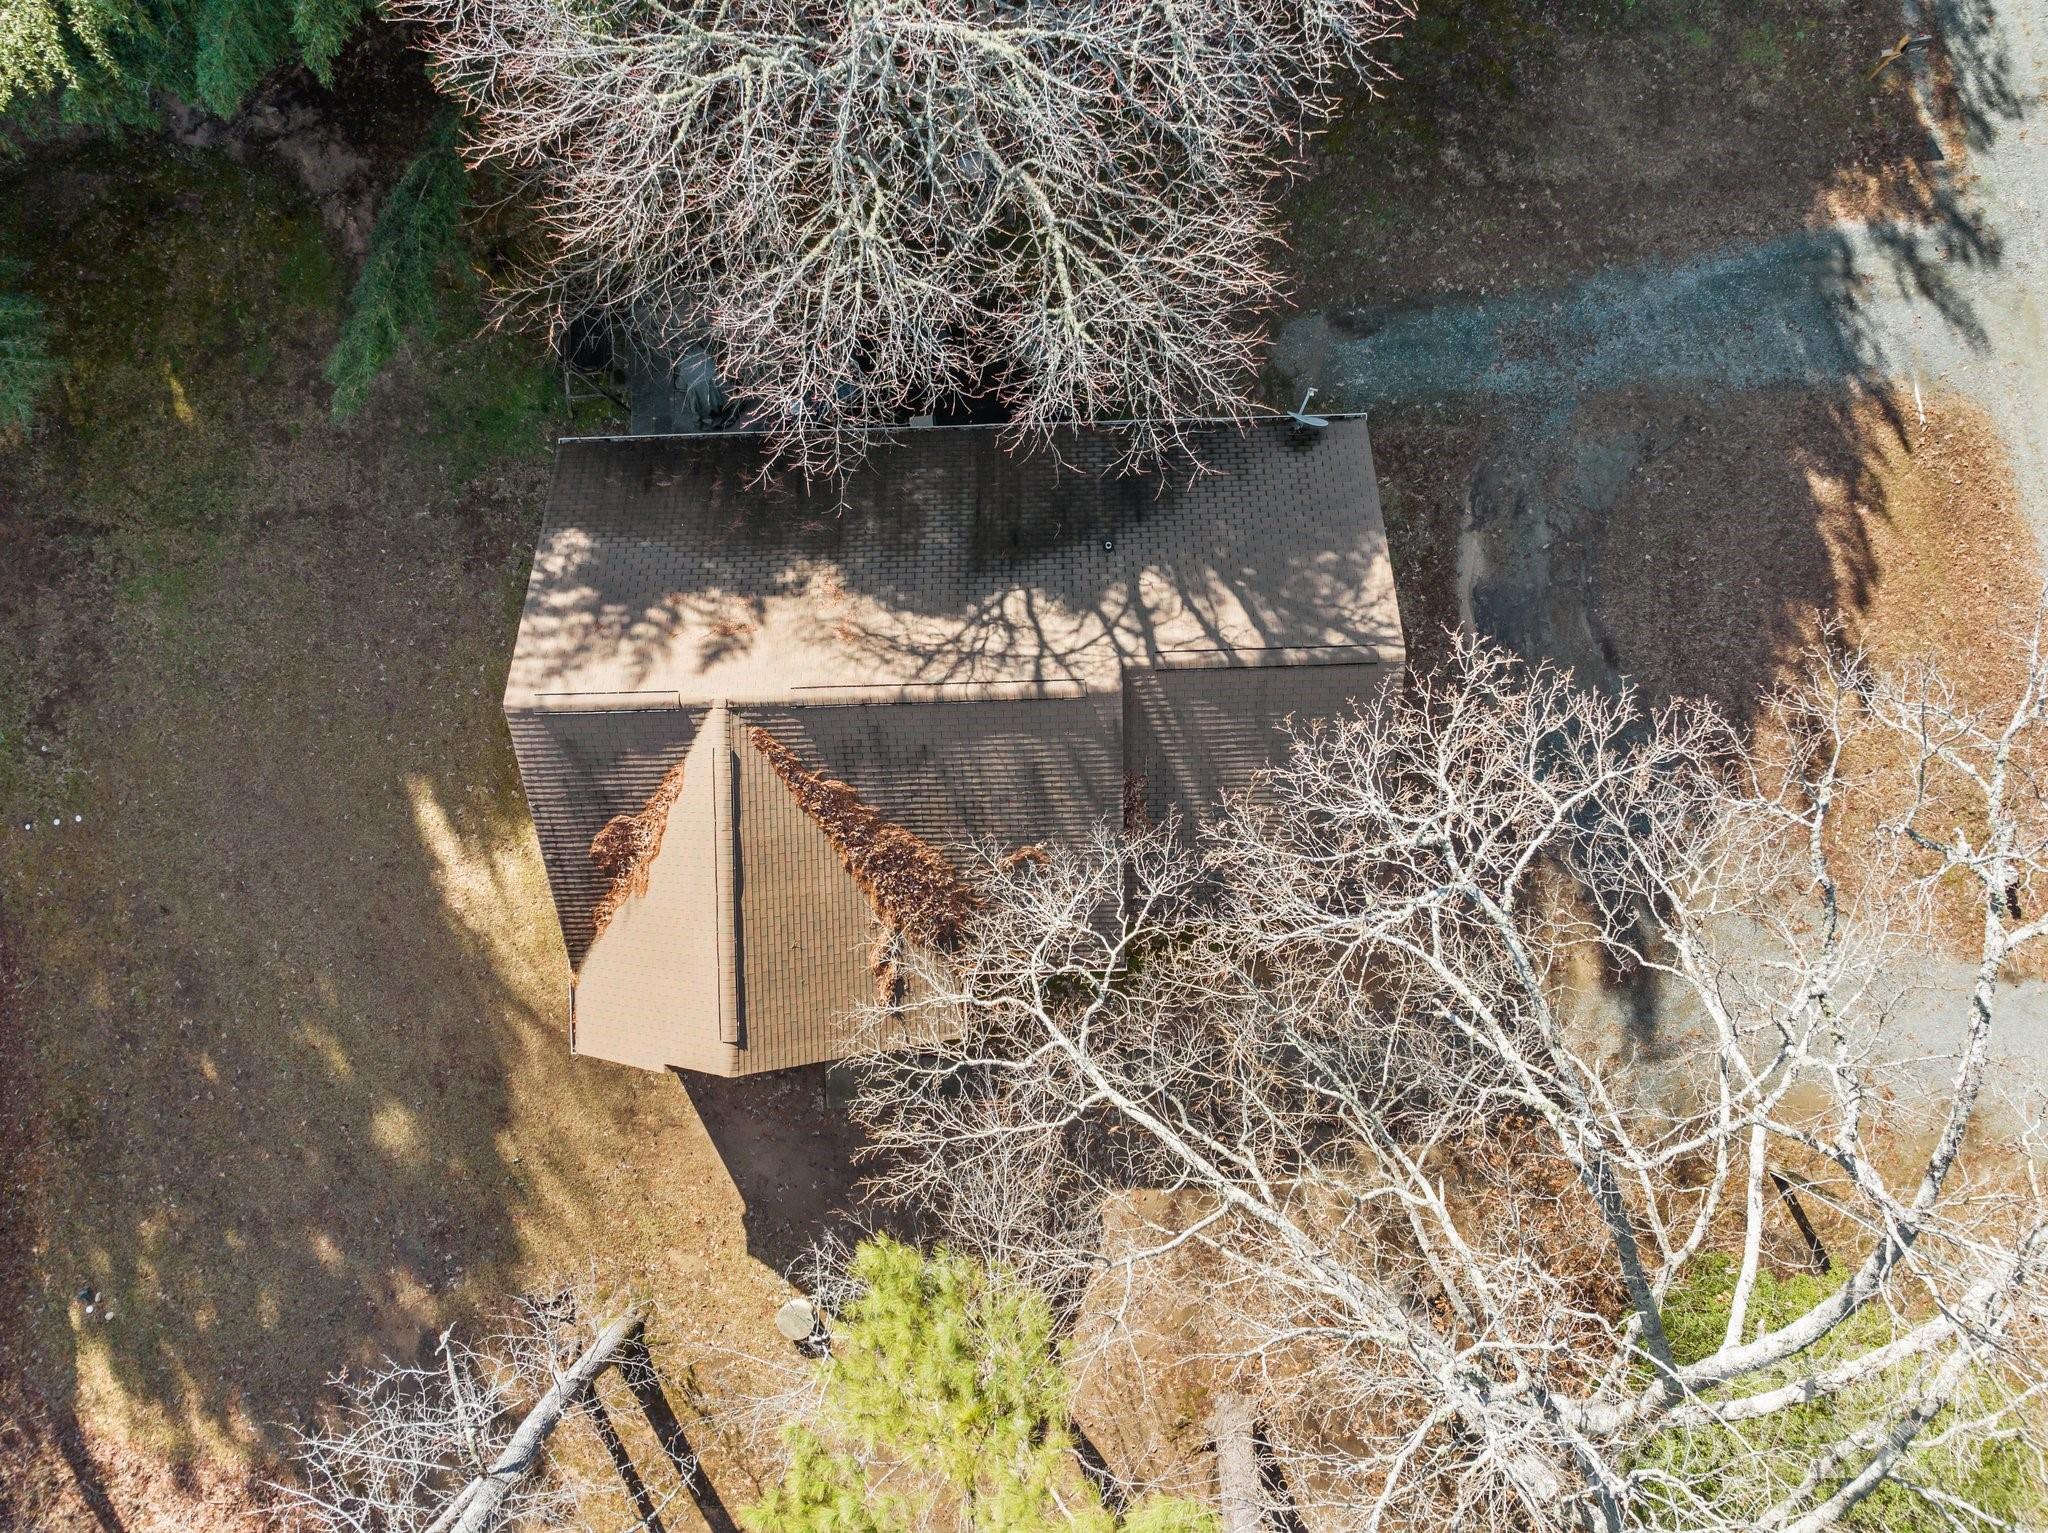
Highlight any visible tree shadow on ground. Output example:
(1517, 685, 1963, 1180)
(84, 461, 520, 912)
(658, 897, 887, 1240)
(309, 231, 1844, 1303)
(0, 139, 627, 1528)
(1284, 0, 2020, 311)
(0, 526, 570, 1466)
(1282, 0, 2036, 740)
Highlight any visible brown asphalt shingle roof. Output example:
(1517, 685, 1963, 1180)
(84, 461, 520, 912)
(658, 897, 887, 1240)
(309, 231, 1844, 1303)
(507, 419, 1405, 1076)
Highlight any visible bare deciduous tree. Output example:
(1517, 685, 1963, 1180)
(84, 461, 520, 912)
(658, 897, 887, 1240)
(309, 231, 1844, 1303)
(854, 633, 2048, 1531)
(281, 1292, 667, 1533)
(393, 0, 1408, 478)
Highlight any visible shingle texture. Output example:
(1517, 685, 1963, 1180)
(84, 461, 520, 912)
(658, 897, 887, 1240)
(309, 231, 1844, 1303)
(506, 419, 1405, 1076)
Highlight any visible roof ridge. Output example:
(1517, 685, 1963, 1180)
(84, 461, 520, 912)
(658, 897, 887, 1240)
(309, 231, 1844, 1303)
(709, 705, 741, 1047)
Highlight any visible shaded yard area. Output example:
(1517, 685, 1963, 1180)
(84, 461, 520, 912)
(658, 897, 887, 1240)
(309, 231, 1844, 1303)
(0, 148, 869, 1531)
(2, 0, 2043, 1525)
(1278, 0, 2041, 727)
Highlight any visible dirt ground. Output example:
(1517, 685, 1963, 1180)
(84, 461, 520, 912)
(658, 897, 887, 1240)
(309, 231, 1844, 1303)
(1380, 382, 2039, 711)
(1274, 0, 2013, 701)
(0, 2, 2038, 1527)
(1284, 0, 1933, 312)
(0, 141, 875, 1531)
(1285, 0, 2034, 715)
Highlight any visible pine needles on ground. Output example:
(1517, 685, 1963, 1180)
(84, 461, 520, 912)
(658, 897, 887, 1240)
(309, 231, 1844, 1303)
(324, 112, 471, 421)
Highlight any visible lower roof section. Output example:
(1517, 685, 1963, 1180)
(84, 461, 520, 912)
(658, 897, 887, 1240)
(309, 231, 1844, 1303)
(537, 656, 1400, 1077)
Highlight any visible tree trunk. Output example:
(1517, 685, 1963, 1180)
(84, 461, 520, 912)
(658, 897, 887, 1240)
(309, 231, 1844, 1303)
(1211, 1393, 1267, 1533)
(427, 1310, 646, 1533)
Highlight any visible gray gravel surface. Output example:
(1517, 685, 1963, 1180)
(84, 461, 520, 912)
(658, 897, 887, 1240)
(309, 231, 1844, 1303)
(1278, 0, 2048, 550)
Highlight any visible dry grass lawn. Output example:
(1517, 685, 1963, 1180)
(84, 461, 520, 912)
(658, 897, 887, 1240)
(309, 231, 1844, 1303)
(0, 147, 862, 1531)
(1, 7, 2038, 1524)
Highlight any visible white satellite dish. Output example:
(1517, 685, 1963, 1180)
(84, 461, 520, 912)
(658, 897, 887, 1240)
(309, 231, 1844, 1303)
(1288, 387, 1329, 429)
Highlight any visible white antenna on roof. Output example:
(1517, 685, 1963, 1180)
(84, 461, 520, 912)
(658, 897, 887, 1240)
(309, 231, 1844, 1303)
(1288, 387, 1329, 430)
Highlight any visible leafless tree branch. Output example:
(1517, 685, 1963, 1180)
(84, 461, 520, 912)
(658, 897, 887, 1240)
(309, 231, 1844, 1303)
(852, 629, 2048, 1531)
(393, 0, 1409, 479)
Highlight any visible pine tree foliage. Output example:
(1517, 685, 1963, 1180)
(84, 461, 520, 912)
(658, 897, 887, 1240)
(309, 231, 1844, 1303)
(191, 0, 289, 115)
(744, 1238, 1216, 1533)
(0, 0, 121, 117)
(289, 0, 368, 83)
(324, 113, 470, 420)
(0, 0, 372, 126)
(0, 279, 57, 432)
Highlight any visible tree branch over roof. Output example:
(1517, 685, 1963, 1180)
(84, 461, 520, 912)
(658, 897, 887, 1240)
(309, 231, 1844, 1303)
(390, 0, 1411, 479)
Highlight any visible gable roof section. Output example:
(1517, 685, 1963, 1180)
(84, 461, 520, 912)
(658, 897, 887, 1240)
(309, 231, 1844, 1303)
(569, 707, 735, 1074)
(506, 420, 1405, 1076)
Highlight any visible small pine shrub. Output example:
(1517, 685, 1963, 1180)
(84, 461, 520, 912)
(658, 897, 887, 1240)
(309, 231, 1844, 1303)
(0, 280, 57, 432)
(324, 113, 472, 421)
(743, 1238, 1217, 1533)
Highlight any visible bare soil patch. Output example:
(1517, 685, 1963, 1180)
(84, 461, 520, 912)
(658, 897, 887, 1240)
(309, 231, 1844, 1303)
(1285, 0, 1932, 313)
(0, 143, 846, 1530)
(1387, 382, 2035, 718)
(1580, 383, 2036, 718)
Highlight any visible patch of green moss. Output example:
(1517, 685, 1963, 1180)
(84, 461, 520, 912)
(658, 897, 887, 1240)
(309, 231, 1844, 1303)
(0, 277, 57, 429)
(1636, 1256, 2048, 1530)
(0, 147, 339, 526)
(410, 324, 559, 477)
(114, 527, 223, 615)
(1738, 22, 1786, 72)
(1324, 0, 1559, 156)
(404, 313, 622, 482)
(276, 218, 344, 312)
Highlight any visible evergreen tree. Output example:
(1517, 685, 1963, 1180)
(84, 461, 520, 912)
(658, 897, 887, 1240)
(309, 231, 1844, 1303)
(324, 111, 470, 420)
(1, 0, 372, 127)
(745, 1238, 1215, 1533)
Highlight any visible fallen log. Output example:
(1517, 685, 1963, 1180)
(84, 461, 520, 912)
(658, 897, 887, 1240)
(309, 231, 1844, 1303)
(423, 1309, 647, 1533)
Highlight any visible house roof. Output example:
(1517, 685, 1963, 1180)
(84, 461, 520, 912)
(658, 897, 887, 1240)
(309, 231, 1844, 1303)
(503, 420, 1402, 709)
(505, 419, 1405, 1076)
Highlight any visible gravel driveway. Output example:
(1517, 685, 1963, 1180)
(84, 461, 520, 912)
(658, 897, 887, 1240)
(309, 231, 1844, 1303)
(1276, 0, 2048, 1081)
